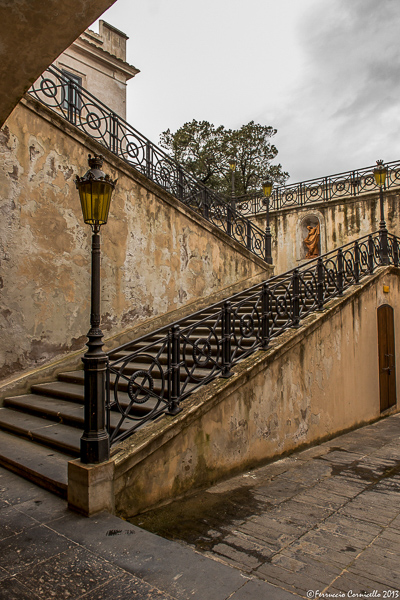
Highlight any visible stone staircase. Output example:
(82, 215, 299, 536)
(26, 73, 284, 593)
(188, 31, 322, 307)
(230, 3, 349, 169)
(0, 272, 305, 497)
(3, 221, 390, 499)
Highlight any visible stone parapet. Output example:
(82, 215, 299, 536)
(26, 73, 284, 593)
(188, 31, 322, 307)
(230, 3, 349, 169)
(67, 267, 400, 518)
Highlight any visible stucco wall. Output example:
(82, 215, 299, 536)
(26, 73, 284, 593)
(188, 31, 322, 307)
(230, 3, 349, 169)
(252, 192, 400, 274)
(109, 267, 400, 518)
(0, 98, 269, 382)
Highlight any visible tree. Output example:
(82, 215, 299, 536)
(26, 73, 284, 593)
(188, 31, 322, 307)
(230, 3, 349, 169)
(159, 119, 289, 198)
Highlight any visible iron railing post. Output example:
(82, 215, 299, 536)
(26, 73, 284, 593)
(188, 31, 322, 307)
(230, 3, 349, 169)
(167, 325, 182, 415)
(323, 177, 329, 202)
(221, 301, 233, 378)
(276, 189, 281, 210)
(177, 167, 184, 202)
(354, 240, 360, 284)
(105, 367, 111, 435)
(292, 269, 300, 327)
(393, 236, 399, 267)
(317, 257, 324, 310)
(368, 234, 374, 273)
(246, 221, 252, 251)
(202, 189, 210, 220)
(261, 283, 270, 349)
(337, 248, 344, 295)
(146, 141, 152, 180)
(352, 171, 361, 197)
(110, 113, 118, 154)
(227, 206, 232, 237)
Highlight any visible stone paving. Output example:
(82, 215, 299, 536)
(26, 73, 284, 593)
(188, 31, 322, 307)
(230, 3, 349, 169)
(1, 414, 400, 599)
(132, 413, 400, 599)
(0, 466, 297, 599)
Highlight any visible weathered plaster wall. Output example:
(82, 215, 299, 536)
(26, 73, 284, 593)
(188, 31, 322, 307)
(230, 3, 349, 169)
(108, 267, 400, 518)
(252, 193, 400, 274)
(0, 98, 269, 381)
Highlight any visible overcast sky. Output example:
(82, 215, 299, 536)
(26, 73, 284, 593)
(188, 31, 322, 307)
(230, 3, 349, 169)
(94, 0, 400, 183)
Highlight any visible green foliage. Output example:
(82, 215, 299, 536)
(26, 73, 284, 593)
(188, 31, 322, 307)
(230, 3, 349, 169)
(160, 119, 289, 197)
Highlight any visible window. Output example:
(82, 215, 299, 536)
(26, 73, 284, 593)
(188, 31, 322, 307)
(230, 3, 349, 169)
(61, 70, 82, 112)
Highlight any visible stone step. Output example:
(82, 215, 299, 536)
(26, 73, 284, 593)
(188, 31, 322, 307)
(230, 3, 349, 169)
(0, 266, 343, 499)
(0, 408, 81, 456)
(31, 381, 84, 402)
(3, 393, 139, 432)
(59, 363, 214, 386)
(31, 377, 167, 408)
(0, 430, 68, 498)
(4, 394, 84, 426)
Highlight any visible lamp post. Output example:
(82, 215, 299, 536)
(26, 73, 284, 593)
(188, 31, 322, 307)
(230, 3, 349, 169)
(262, 178, 273, 265)
(374, 159, 389, 265)
(75, 154, 117, 464)
(226, 158, 236, 236)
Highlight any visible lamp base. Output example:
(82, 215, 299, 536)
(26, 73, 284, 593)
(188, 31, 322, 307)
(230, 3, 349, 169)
(80, 431, 110, 465)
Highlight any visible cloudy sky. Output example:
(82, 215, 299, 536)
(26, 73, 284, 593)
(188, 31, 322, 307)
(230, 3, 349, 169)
(94, 0, 400, 183)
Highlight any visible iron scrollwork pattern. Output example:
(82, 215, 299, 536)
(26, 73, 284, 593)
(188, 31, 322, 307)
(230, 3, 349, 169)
(28, 66, 266, 261)
(234, 161, 400, 217)
(105, 231, 398, 445)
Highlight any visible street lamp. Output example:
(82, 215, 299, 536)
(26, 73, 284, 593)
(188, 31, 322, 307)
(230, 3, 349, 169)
(374, 159, 389, 265)
(75, 154, 117, 464)
(262, 178, 273, 265)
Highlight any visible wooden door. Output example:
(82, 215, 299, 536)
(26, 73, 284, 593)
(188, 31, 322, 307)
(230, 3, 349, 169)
(377, 304, 397, 412)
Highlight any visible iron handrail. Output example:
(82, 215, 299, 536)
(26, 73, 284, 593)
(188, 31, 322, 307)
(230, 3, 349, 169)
(107, 231, 377, 356)
(106, 230, 399, 445)
(233, 160, 400, 217)
(27, 65, 267, 261)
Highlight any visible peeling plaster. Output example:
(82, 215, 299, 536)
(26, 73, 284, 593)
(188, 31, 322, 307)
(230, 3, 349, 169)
(0, 101, 267, 379)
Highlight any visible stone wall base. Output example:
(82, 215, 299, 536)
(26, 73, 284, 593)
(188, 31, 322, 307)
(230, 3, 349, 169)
(68, 268, 400, 519)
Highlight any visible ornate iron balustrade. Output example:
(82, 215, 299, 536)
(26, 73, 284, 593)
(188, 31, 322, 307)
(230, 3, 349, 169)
(234, 160, 400, 217)
(106, 230, 399, 445)
(27, 66, 266, 261)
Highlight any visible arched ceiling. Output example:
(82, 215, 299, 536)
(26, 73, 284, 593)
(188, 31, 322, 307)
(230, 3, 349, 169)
(0, 0, 116, 127)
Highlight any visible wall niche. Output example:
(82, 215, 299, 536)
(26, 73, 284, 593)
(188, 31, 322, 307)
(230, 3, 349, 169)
(297, 213, 325, 262)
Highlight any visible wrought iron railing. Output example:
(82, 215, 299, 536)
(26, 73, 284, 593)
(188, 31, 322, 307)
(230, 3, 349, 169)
(233, 160, 400, 217)
(105, 230, 399, 445)
(27, 66, 267, 260)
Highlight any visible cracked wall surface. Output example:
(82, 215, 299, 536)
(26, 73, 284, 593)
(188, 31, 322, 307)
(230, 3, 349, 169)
(252, 192, 400, 274)
(111, 268, 400, 517)
(0, 99, 268, 381)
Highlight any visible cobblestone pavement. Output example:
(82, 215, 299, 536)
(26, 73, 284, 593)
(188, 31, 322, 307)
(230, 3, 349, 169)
(132, 413, 400, 599)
